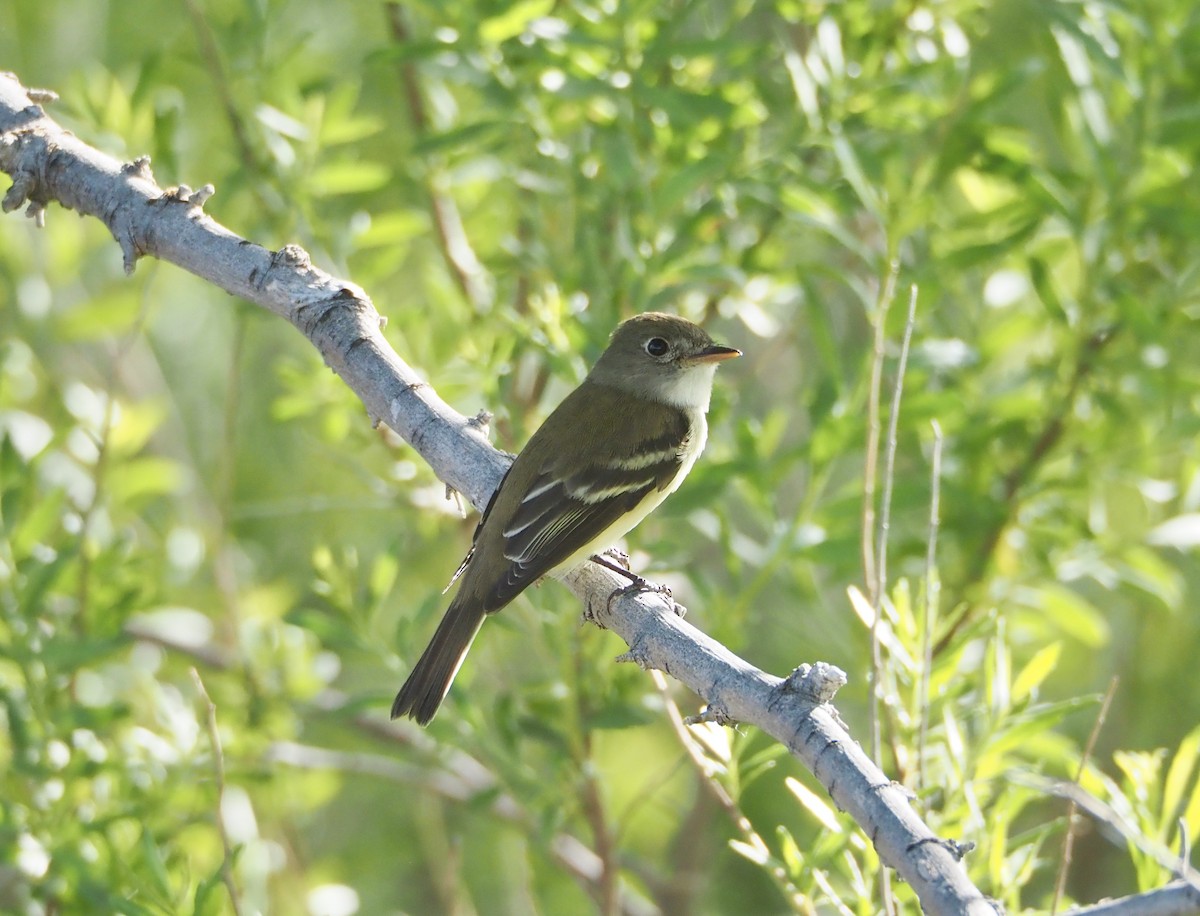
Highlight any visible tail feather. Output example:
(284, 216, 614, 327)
(391, 597, 485, 725)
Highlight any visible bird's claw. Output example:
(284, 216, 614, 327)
(605, 577, 672, 614)
(604, 547, 633, 571)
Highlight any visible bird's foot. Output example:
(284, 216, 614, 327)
(605, 575, 673, 615)
(603, 547, 632, 571)
(590, 552, 640, 582)
(590, 553, 673, 613)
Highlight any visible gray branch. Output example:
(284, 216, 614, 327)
(1071, 882, 1200, 916)
(0, 70, 1002, 913)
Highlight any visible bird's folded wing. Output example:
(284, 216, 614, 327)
(483, 414, 690, 609)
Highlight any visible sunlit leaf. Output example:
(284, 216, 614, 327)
(1011, 642, 1061, 703)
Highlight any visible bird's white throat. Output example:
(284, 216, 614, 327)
(655, 363, 720, 411)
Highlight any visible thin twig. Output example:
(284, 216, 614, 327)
(861, 260, 900, 609)
(863, 259, 899, 771)
(1052, 676, 1120, 914)
(190, 668, 245, 916)
(917, 420, 944, 793)
(861, 261, 899, 916)
(869, 282, 918, 914)
(873, 284, 919, 686)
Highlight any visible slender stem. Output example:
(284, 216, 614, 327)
(867, 279, 915, 763)
(870, 283, 917, 916)
(1051, 676, 1119, 914)
(191, 669, 246, 916)
(861, 261, 899, 608)
(917, 420, 944, 793)
(862, 259, 898, 783)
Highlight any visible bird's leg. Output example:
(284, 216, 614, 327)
(590, 553, 646, 587)
(591, 554, 673, 617)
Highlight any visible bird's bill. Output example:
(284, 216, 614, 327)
(685, 345, 742, 364)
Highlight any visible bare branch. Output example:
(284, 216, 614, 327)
(0, 72, 508, 514)
(1070, 881, 1200, 916)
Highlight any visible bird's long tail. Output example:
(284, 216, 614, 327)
(391, 596, 485, 725)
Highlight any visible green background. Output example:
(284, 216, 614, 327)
(3, 0, 1200, 912)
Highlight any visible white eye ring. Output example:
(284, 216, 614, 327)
(645, 337, 669, 357)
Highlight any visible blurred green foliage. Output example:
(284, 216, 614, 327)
(3, 0, 1200, 912)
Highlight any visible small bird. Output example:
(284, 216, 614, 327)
(391, 312, 741, 724)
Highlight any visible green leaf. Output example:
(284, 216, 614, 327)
(310, 160, 392, 196)
(107, 456, 186, 503)
(139, 826, 173, 900)
(1014, 584, 1110, 648)
(1162, 724, 1200, 835)
(58, 292, 143, 340)
(479, 0, 556, 44)
(1011, 642, 1061, 703)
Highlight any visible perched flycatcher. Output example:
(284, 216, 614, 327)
(391, 312, 741, 724)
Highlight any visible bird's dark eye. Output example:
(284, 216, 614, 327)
(645, 337, 669, 357)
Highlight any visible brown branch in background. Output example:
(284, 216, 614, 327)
(936, 324, 1119, 654)
(413, 794, 467, 915)
(580, 757, 618, 916)
(190, 669, 246, 916)
(513, 194, 534, 317)
(385, 3, 493, 313)
(267, 740, 656, 916)
(659, 789, 715, 916)
(509, 195, 554, 413)
(575, 645, 619, 916)
(1051, 676, 1120, 915)
(652, 672, 809, 913)
(182, 0, 262, 173)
